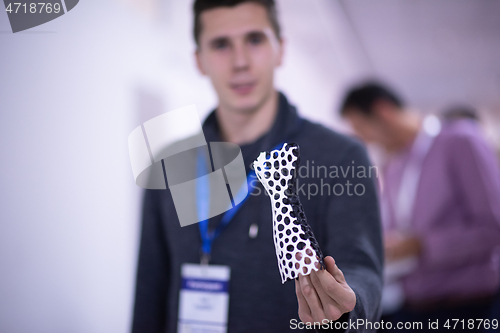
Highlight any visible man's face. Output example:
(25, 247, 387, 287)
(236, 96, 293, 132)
(344, 109, 387, 146)
(195, 2, 283, 113)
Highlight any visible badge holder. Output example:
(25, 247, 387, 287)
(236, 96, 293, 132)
(178, 262, 231, 333)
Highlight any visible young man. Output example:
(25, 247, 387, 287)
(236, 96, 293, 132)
(132, 1, 383, 332)
(340, 82, 500, 331)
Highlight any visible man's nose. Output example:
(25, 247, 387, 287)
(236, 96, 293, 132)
(232, 43, 250, 72)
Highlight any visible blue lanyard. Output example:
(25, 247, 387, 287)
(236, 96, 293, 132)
(196, 142, 283, 262)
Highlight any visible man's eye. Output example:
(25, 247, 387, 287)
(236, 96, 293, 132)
(248, 33, 265, 45)
(212, 39, 229, 50)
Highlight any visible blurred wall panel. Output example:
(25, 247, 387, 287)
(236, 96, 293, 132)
(0, 1, 178, 332)
(340, 0, 500, 113)
(275, 0, 372, 130)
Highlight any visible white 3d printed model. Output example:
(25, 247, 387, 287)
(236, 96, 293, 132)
(253, 143, 325, 284)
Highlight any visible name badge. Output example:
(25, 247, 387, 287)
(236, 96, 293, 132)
(178, 263, 231, 333)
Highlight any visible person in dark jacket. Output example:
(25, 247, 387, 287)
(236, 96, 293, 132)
(132, 1, 383, 332)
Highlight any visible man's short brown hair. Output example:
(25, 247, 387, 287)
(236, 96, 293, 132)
(193, 0, 281, 47)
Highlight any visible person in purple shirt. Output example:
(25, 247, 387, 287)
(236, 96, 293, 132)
(339, 82, 500, 331)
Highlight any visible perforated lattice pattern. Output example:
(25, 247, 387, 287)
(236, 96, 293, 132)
(253, 143, 324, 284)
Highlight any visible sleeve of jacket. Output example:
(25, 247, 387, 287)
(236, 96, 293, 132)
(131, 189, 170, 333)
(317, 140, 384, 332)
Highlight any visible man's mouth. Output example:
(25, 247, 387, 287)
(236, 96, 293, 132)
(230, 81, 256, 95)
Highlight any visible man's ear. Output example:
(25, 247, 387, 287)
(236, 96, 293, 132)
(275, 37, 285, 67)
(195, 49, 206, 76)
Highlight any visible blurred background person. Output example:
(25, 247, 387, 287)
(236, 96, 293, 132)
(340, 82, 500, 332)
(442, 105, 480, 123)
(440, 105, 500, 163)
(441, 104, 500, 326)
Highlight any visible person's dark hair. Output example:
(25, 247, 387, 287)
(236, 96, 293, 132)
(340, 82, 404, 117)
(442, 105, 480, 122)
(193, 0, 281, 47)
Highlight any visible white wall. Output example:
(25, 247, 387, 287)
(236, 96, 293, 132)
(0, 1, 169, 332)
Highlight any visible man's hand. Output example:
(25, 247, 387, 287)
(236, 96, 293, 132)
(295, 256, 356, 323)
(384, 231, 421, 263)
